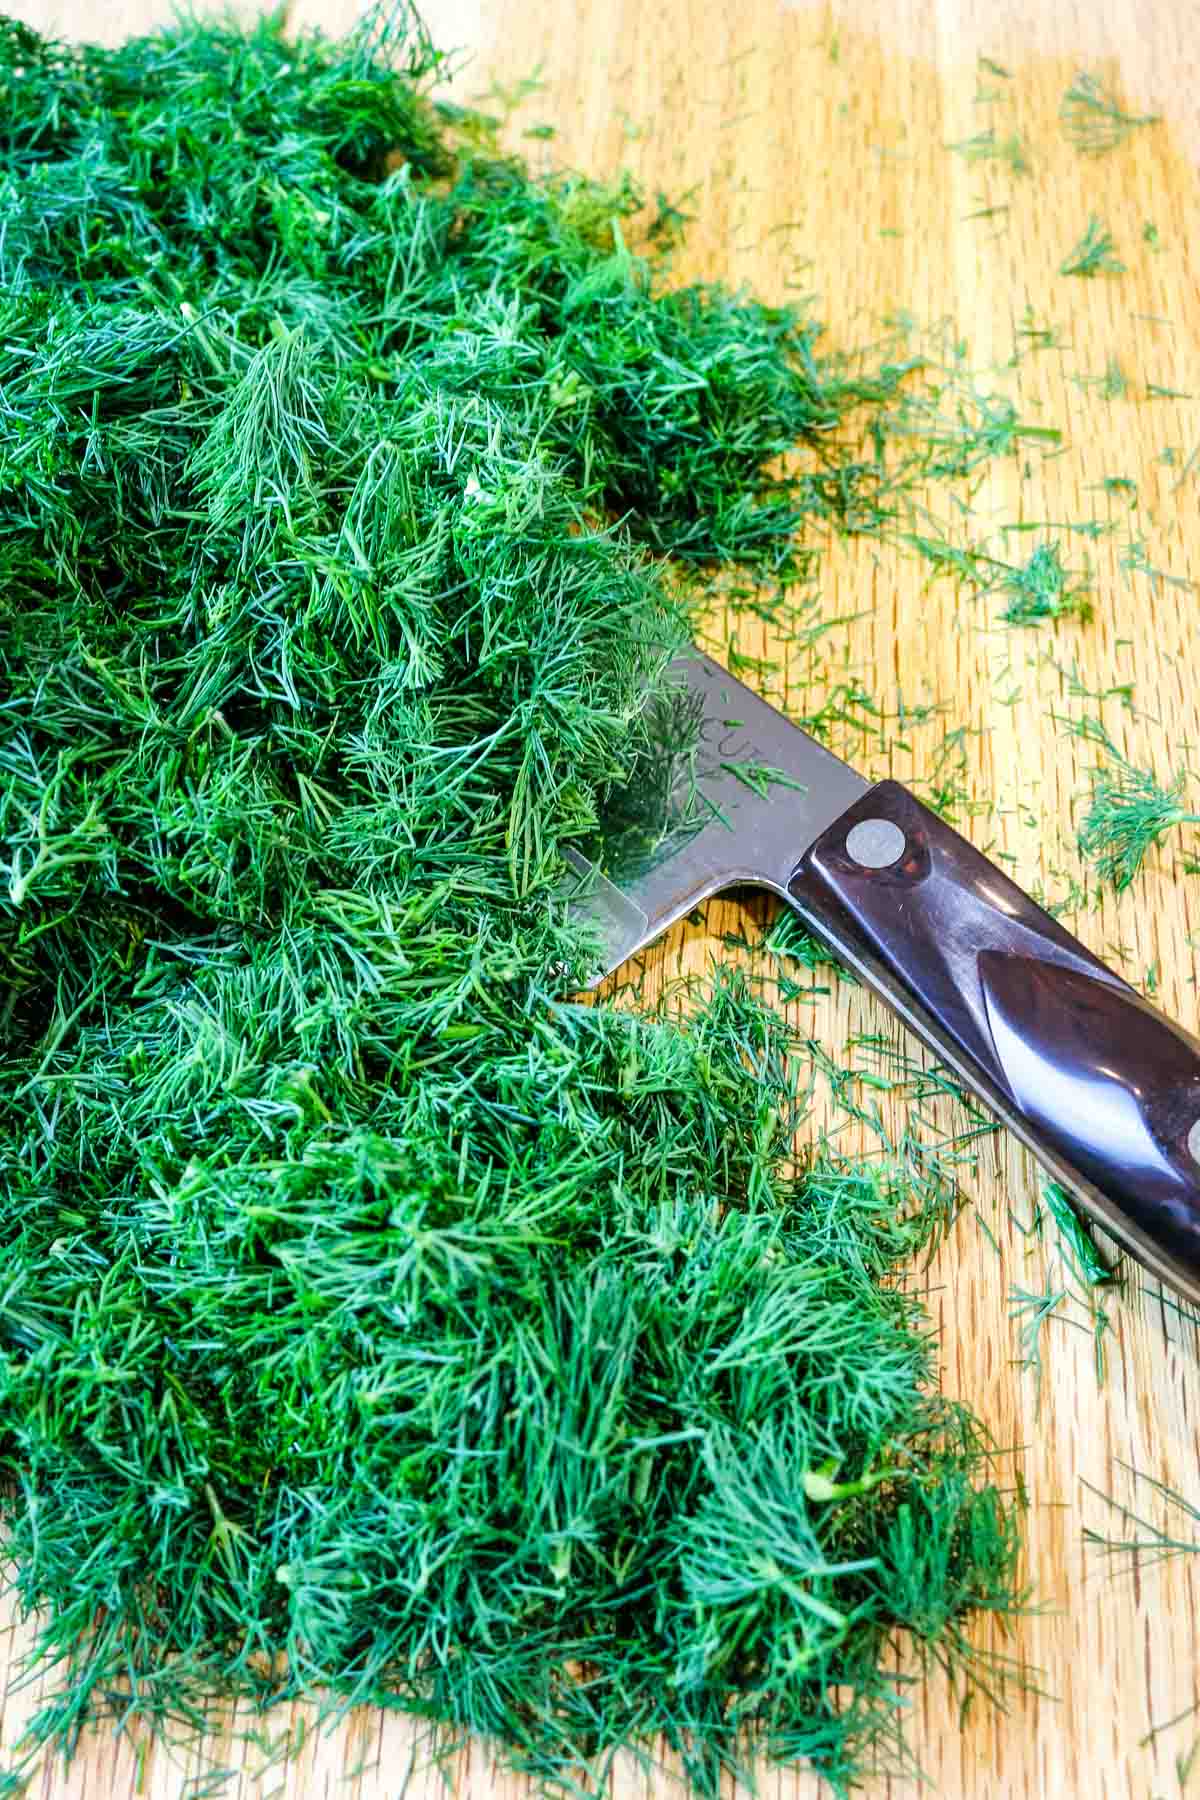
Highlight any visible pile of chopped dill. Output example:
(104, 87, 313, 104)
(0, 9, 1024, 1794)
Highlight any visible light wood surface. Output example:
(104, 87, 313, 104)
(4, 0, 1200, 1794)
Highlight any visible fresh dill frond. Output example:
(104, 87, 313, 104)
(1009, 1283, 1068, 1388)
(948, 127, 1032, 174)
(1040, 1180, 1116, 1288)
(1084, 1462, 1200, 1567)
(1120, 535, 1195, 593)
(1073, 720, 1200, 891)
(998, 542, 1091, 626)
(906, 530, 1090, 629)
(1072, 355, 1128, 399)
(1013, 305, 1067, 355)
(1060, 70, 1159, 156)
(905, 530, 1000, 589)
(1060, 216, 1126, 278)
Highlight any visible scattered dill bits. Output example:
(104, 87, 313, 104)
(1060, 216, 1126, 278)
(0, 8, 1026, 1796)
(1060, 70, 1159, 155)
(1074, 720, 1200, 891)
(999, 542, 1091, 627)
(1121, 534, 1195, 593)
(1097, 475, 1137, 501)
(1072, 356, 1129, 400)
(1084, 1463, 1200, 1568)
(1040, 1180, 1116, 1288)
(948, 126, 1032, 174)
(1014, 305, 1067, 354)
(905, 531, 1090, 631)
(1009, 1179, 1118, 1400)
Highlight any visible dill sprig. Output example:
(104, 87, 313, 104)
(1073, 720, 1200, 891)
(905, 530, 1089, 630)
(1040, 1180, 1116, 1288)
(948, 127, 1032, 175)
(1008, 1179, 1119, 1402)
(1072, 356, 1128, 400)
(998, 542, 1091, 626)
(1060, 70, 1159, 156)
(1060, 216, 1126, 278)
(1084, 1462, 1200, 1568)
(0, 8, 1027, 1795)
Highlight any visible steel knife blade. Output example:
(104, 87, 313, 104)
(563, 646, 1200, 1309)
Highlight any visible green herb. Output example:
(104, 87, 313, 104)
(1013, 305, 1067, 354)
(1060, 216, 1126, 278)
(948, 127, 1032, 174)
(1121, 535, 1195, 593)
(906, 531, 1090, 630)
(1060, 70, 1159, 155)
(1040, 1181, 1115, 1287)
(0, 8, 1026, 1795)
(1009, 1283, 1069, 1388)
(1084, 1463, 1200, 1568)
(1177, 444, 1200, 490)
(1008, 1177, 1118, 1399)
(998, 542, 1091, 626)
(1073, 356, 1128, 399)
(1073, 721, 1200, 891)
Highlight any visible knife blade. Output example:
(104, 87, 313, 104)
(564, 647, 1200, 1308)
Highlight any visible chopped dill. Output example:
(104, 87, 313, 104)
(1073, 720, 1200, 891)
(906, 530, 1089, 630)
(1013, 305, 1067, 354)
(1060, 216, 1126, 278)
(948, 127, 1032, 175)
(998, 542, 1091, 626)
(0, 7, 1029, 1796)
(1084, 1463, 1200, 1568)
(1009, 1178, 1119, 1399)
(1040, 1180, 1116, 1288)
(1009, 1283, 1069, 1391)
(1121, 535, 1195, 593)
(1072, 356, 1129, 399)
(1060, 70, 1159, 156)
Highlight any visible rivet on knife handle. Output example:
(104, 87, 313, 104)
(787, 779, 1200, 1306)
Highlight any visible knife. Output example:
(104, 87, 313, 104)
(564, 648, 1200, 1308)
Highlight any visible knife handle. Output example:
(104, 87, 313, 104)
(786, 780, 1200, 1305)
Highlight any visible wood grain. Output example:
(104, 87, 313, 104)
(3, 0, 1200, 1793)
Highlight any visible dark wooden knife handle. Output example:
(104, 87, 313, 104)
(787, 780, 1200, 1304)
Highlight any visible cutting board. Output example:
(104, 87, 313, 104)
(3, 0, 1200, 1794)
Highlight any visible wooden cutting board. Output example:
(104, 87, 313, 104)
(3, 0, 1199, 1794)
